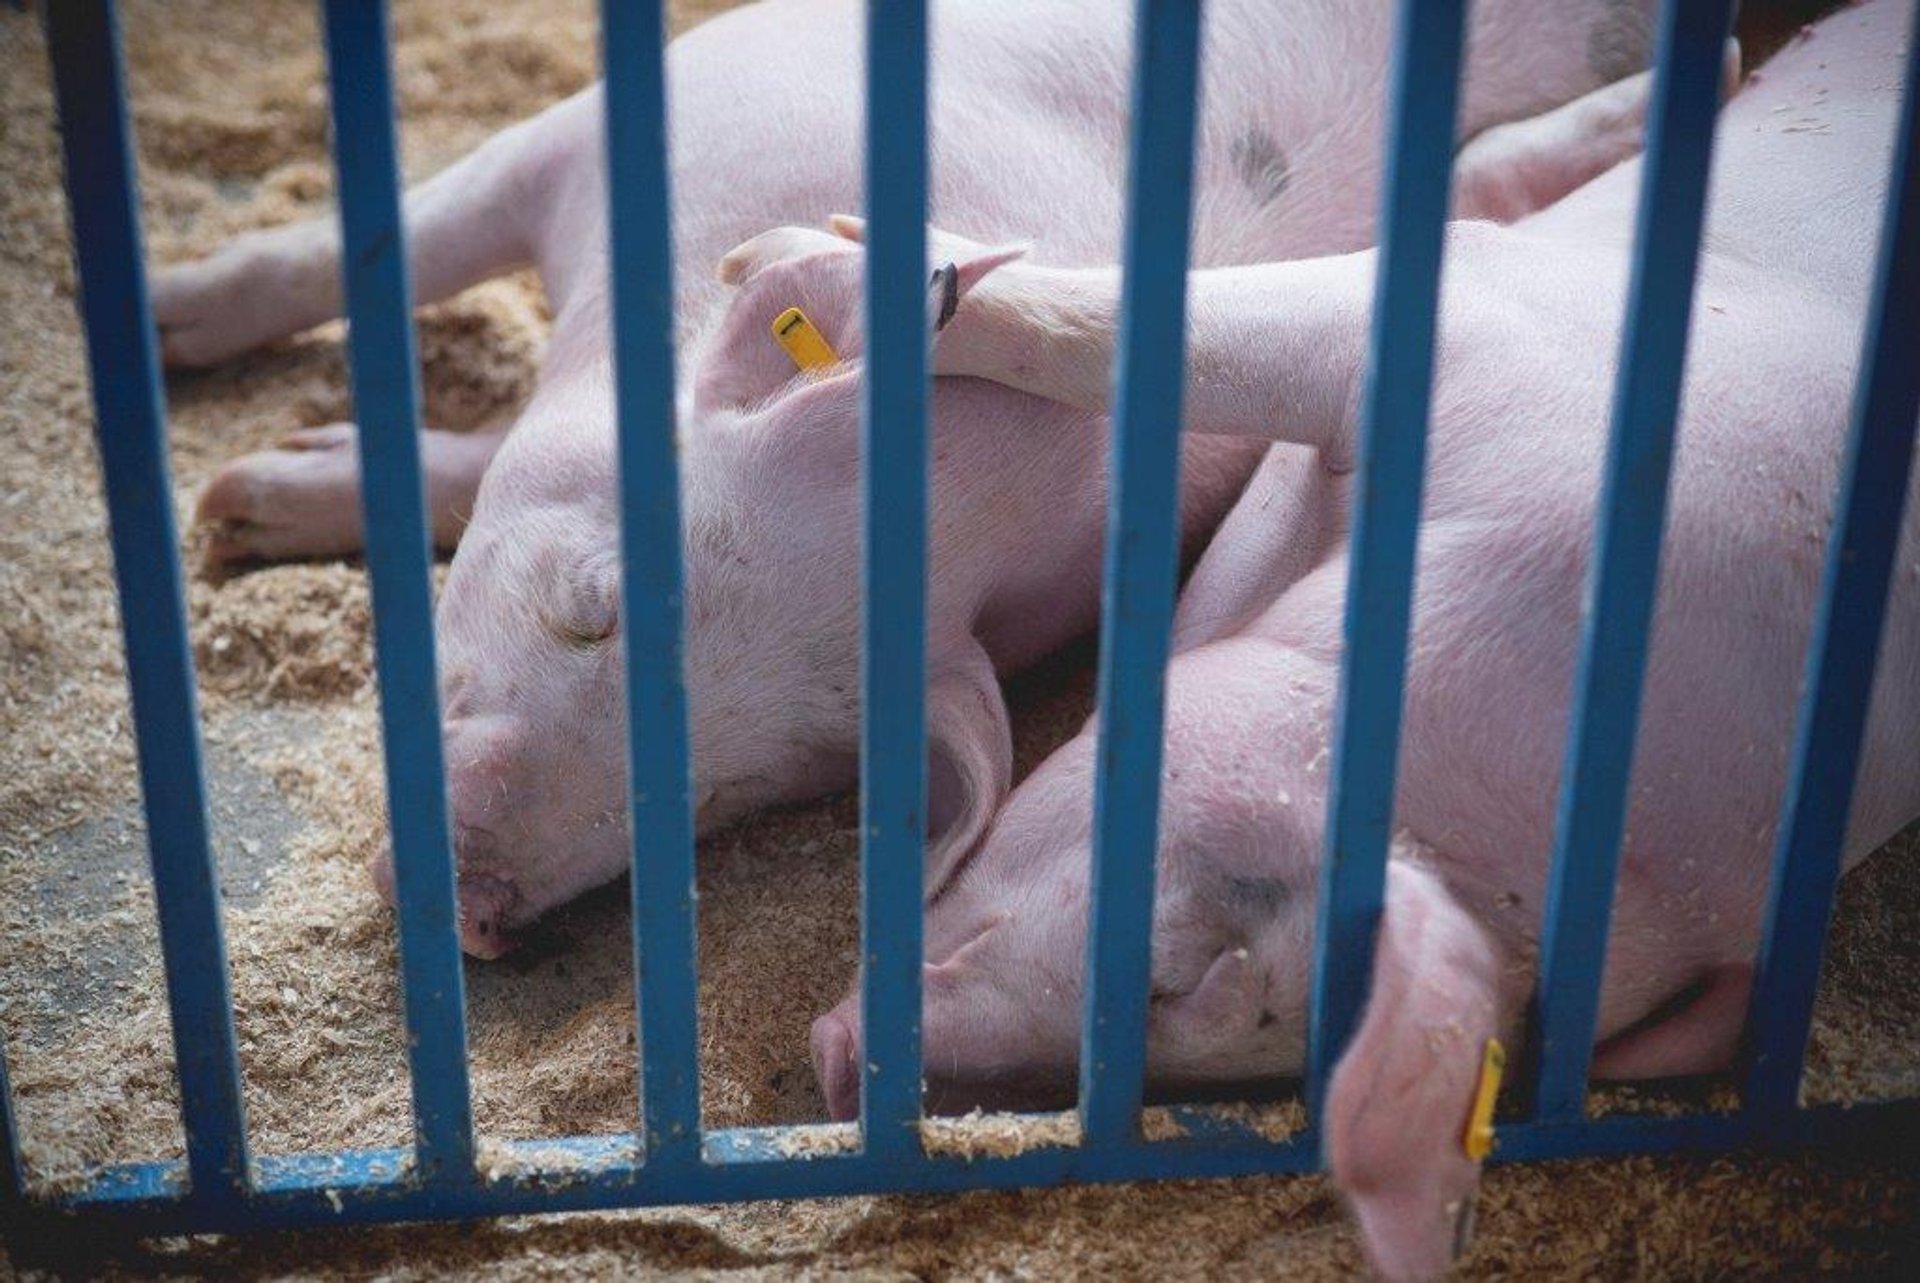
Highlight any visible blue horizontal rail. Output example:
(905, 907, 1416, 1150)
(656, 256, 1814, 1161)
(1077, 0, 1205, 1147)
(1741, 22, 1920, 1113)
(1304, 0, 1466, 1115)
(319, 0, 475, 1183)
(602, 0, 704, 1170)
(857, 0, 933, 1161)
(1529, 0, 1734, 1123)
(15, 1098, 1919, 1237)
(44, 0, 251, 1204)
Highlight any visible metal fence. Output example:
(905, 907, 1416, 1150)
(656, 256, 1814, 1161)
(4, 0, 1918, 1239)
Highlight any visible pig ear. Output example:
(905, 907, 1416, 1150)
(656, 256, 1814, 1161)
(716, 225, 850, 286)
(692, 263, 858, 418)
(1325, 861, 1503, 1282)
(1153, 946, 1264, 1047)
(826, 214, 1030, 312)
(923, 645, 1013, 896)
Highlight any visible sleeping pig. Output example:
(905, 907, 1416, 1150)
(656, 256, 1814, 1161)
(155, 0, 1669, 953)
(809, 2, 1919, 1277)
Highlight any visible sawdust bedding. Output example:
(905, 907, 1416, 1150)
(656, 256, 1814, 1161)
(0, 1, 1915, 1277)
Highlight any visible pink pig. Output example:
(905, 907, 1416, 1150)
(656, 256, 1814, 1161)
(810, 2, 1919, 1278)
(155, 0, 1668, 954)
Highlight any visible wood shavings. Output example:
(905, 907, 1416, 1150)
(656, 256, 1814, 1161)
(1193, 1099, 1308, 1144)
(769, 1123, 859, 1159)
(1141, 1106, 1191, 1141)
(919, 1108, 1082, 1159)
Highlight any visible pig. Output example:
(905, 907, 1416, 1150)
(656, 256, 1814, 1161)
(154, 0, 1671, 956)
(808, 2, 1919, 1278)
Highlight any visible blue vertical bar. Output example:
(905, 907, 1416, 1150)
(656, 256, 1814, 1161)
(1302, 0, 1466, 1117)
(1076, 0, 1204, 1147)
(319, 0, 474, 1182)
(859, 0, 932, 1159)
(44, 0, 250, 1202)
(603, 0, 702, 1168)
(1742, 27, 1920, 1113)
(1529, 0, 1735, 1123)
(1, 1037, 22, 1204)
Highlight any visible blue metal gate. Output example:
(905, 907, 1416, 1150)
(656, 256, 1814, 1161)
(4, 0, 1918, 1239)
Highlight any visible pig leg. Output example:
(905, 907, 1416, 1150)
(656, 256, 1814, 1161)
(198, 422, 505, 567)
(1171, 444, 1348, 653)
(757, 215, 1370, 457)
(941, 251, 1376, 463)
(1589, 962, 1754, 1079)
(925, 641, 1015, 895)
(152, 100, 569, 369)
(1451, 42, 1740, 224)
(1452, 71, 1657, 224)
(171, 97, 596, 562)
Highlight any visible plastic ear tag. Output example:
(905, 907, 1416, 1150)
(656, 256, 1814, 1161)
(1462, 1038, 1506, 1161)
(772, 306, 839, 373)
(932, 262, 959, 330)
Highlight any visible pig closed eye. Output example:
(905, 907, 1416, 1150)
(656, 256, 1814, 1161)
(550, 574, 619, 649)
(1148, 969, 1203, 1006)
(553, 616, 616, 648)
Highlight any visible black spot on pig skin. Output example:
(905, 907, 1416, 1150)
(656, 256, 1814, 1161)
(1223, 875, 1290, 916)
(1231, 128, 1291, 205)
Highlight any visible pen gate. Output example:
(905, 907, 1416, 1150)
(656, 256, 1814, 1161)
(5, 0, 1918, 1241)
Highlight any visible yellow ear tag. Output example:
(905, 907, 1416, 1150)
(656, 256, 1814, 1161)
(1463, 1038, 1506, 1161)
(772, 306, 839, 374)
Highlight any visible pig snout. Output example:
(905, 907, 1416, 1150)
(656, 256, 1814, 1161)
(455, 865, 520, 959)
(366, 710, 530, 959)
(810, 1003, 863, 1122)
(442, 720, 530, 957)
(365, 826, 522, 960)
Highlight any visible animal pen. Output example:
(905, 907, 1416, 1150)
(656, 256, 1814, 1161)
(3, 0, 1918, 1247)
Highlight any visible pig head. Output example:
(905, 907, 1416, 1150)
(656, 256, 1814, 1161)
(373, 229, 1032, 955)
(811, 641, 1505, 1283)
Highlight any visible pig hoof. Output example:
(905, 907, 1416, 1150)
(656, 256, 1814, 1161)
(195, 424, 365, 570)
(152, 240, 313, 369)
(152, 260, 261, 369)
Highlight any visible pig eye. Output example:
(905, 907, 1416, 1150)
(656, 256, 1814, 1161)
(550, 569, 619, 648)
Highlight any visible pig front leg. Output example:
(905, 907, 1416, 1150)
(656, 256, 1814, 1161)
(1451, 41, 1741, 224)
(1172, 444, 1348, 653)
(197, 422, 505, 568)
(939, 252, 1375, 464)
(1452, 69, 1658, 224)
(152, 95, 580, 369)
(736, 215, 1374, 463)
(1589, 961, 1754, 1079)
